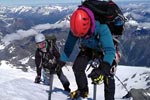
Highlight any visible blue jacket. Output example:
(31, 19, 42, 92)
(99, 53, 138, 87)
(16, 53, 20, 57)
(60, 21, 115, 65)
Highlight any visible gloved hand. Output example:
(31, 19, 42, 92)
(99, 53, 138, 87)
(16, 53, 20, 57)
(110, 60, 117, 74)
(55, 60, 66, 72)
(34, 76, 41, 83)
(88, 67, 104, 84)
(100, 61, 112, 75)
(88, 62, 111, 84)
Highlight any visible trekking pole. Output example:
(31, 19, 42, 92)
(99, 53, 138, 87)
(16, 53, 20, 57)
(114, 75, 129, 93)
(93, 84, 97, 100)
(48, 74, 54, 100)
(114, 74, 132, 99)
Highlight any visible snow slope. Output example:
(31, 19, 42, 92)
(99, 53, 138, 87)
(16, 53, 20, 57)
(0, 60, 149, 100)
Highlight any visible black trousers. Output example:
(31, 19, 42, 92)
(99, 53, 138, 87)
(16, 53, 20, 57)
(72, 48, 115, 100)
(43, 68, 70, 89)
(57, 69, 70, 89)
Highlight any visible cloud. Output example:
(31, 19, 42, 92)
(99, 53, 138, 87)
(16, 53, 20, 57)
(32, 23, 51, 31)
(1, 22, 60, 47)
(139, 22, 150, 29)
(1, 29, 38, 46)
(127, 20, 139, 27)
(33, 19, 69, 30)
(1, 22, 56, 47)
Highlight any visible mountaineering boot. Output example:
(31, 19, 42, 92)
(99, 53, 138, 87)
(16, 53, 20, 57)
(80, 91, 88, 98)
(69, 90, 80, 99)
(69, 90, 88, 99)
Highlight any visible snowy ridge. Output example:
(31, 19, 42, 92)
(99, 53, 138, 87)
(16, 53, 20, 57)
(0, 61, 149, 100)
(115, 66, 150, 98)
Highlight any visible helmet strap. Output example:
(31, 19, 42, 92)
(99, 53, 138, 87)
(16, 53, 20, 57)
(45, 41, 48, 49)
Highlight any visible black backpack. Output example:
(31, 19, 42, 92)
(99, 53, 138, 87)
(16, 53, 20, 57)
(45, 35, 60, 58)
(82, 0, 126, 35)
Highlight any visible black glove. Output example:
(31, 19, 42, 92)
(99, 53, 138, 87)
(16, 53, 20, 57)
(88, 67, 104, 84)
(88, 62, 111, 84)
(34, 76, 41, 83)
(55, 60, 66, 72)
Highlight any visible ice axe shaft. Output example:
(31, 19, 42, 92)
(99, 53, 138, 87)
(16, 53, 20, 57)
(93, 84, 97, 100)
(48, 74, 54, 100)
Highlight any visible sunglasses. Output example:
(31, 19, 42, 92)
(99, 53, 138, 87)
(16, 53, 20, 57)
(36, 41, 46, 49)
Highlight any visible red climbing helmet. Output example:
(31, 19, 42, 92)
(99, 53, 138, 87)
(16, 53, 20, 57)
(70, 6, 95, 37)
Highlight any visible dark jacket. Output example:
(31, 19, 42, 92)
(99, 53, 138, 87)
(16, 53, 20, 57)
(35, 40, 60, 76)
(60, 21, 115, 65)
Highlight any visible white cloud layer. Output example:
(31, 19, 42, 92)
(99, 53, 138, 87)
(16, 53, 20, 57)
(1, 29, 38, 46)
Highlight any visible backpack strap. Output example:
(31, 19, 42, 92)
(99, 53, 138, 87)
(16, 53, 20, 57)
(47, 39, 60, 59)
(47, 39, 53, 53)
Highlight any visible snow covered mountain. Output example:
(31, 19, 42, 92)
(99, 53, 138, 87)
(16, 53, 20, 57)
(1, 4, 74, 24)
(0, 1, 150, 70)
(119, 1, 150, 66)
(0, 4, 73, 69)
(0, 60, 149, 100)
(0, 4, 74, 37)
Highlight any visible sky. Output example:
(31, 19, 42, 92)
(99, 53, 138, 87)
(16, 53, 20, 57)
(0, 60, 149, 100)
(0, 0, 145, 6)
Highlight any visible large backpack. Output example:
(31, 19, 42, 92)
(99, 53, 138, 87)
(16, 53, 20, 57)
(45, 35, 60, 58)
(82, 0, 126, 35)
